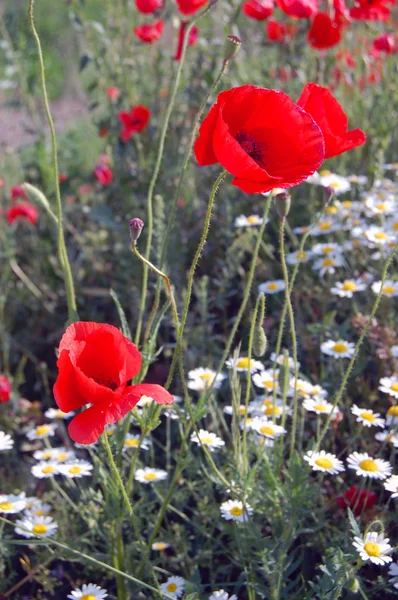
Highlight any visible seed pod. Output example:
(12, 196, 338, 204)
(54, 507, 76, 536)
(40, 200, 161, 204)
(223, 35, 242, 63)
(129, 218, 144, 243)
(275, 191, 291, 219)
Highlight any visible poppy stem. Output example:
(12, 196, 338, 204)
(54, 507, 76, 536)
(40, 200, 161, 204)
(314, 240, 398, 452)
(27, 0, 77, 323)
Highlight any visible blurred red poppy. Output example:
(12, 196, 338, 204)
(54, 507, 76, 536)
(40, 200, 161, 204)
(174, 21, 199, 61)
(54, 322, 174, 444)
(333, 0, 351, 25)
(107, 86, 120, 100)
(242, 0, 274, 20)
(0, 375, 11, 403)
(135, 0, 163, 13)
(297, 83, 366, 158)
(94, 164, 113, 185)
(336, 485, 377, 516)
(194, 85, 324, 194)
(7, 203, 39, 225)
(349, 0, 391, 21)
(266, 19, 296, 42)
(308, 13, 342, 49)
(58, 173, 68, 183)
(134, 19, 164, 43)
(176, 0, 208, 15)
(11, 186, 27, 201)
(276, 0, 318, 19)
(118, 105, 151, 142)
(373, 33, 397, 54)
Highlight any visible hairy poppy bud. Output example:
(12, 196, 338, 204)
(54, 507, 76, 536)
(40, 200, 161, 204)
(129, 218, 144, 243)
(223, 35, 242, 63)
(253, 327, 268, 357)
(275, 191, 291, 219)
(347, 578, 359, 594)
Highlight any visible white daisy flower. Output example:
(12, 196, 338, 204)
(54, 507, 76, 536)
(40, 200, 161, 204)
(123, 434, 150, 451)
(285, 250, 313, 265)
(388, 562, 398, 589)
(44, 408, 73, 420)
(375, 430, 398, 448)
(348, 175, 368, 185)
(151, 541, 171, 551)
(331, 279, 368, 298)
(353, 531, 393, 565)
(0, 493, 27, 514)
(58, 460, 93, 478)
(187, 368, 226, 391)
(351, 405, 385, 428)
(304, 450, 345, 474)
(365, 226, 394, 247)
(386, 217, 398, 235)
(313, 255, 344, 276)
(347, 452, 392, 480)
(371, 280, 398, 297)
(310, 220, 341, 236)
(31, 462, 60, 478)
(209, 591, 238, 600)
(384, 475, 398, 498)
(191, 429, 225, 451)
(15, 515, 58, 538)
(364, 196, 396, 216)
(234, 214, 266, 228)
(292, 225, 310, 235)
(25, 502, 52, 518)
(160, 576, 185, 599)
(386, 405, 398, 425)
(379, 377, 398, 399)
(226, 356, 263, 373)
(135, 467, 168, 484)
(311, 242, 344, 256)
(240, 417, 255, 431)
(26, 423, 57, 440)
(252, 418, 286, 439)
(319, 172, 351, 195)
(391, 345, 398, 358)
(136, 395, 154, 408)
(302, 398, 338, 416)
(220, 499, 253, 522)
(33, 447, 76, 462)
(223, 404, 252, 417)
(252, 370, 279, 393)
(291, 379, 328, 398)
(270, 353, 299, 370)
(252, 400, 287, 419)
(258, 280, 286, 295)
(321, 340, 355, 359)
(67, 583, 108, 600)
(0, 431, 14, 452)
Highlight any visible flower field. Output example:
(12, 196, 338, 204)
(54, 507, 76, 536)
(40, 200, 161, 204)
(0, 0, 398, 598)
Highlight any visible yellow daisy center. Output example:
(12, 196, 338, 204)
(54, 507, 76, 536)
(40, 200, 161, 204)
(359, 459, 378, 472)
(315, 457, 333, 469)
(154, 542, 167, 550)
(42, 466, 54, 474)
(322, 246, 335, 254)
(322, 258, 335, 267)
(319, 169, 331, 176)
(57, 453, 68, 461)
(387, 405, 398, 416)
(320, 223, 332, 231)
(296, 251, 307, 259)
(81, 595, 96, 600)
(374, 232, 387, 240)
(267, 283, 278, 291)
(200, 436, 214, 445)
(343, 201, 352, 208)
(230, 506, 243, 517)
(376, 203, 387, 211)
(262, 380, 274, 390)
(326, 206, 338, 214)
(329, 182, 342, 189)
(34, 509, 44, 516)
(360, 411, 375, 422)
(352, 239, 361, 248)
(390, 383, 398, 392)
(144, 472, 157, 481)
(247, 215, 258, 224)
(314, 403, 327, 412)
(167, 584, 178, 593)
(363, 542, 381, 557)
(42, 451, 53, 460)
(200, 373, 212, 381)
(343, 281, 357, 291)
(264, 406, 282, 416)
(125, 439, 139, 447)
(259, 426, 275, 436)
(238, 407, 246, 415)
(35, 425, 50, 436)
(0, 502, 14, 511)
(69, 466, 82, 475)
(32, 524, 48, 535)
(332, 343, 348, 353)
(392, 222, 398, 231)
(382, 285, 395, 294)
(236, 357, 251, 369)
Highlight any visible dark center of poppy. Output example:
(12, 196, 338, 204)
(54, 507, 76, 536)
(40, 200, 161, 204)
(235, 131, 264, 165)
(92, 377, 118, 390)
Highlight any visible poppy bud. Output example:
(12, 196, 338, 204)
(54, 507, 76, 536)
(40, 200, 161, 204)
(347, 578, 359, 594)
(223, 35, 242, 63)
(253, 293, 267, 356)
(275, 191, 291, 219)
(129, 218, 144, 243)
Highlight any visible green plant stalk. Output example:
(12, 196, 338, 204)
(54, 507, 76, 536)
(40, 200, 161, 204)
(278, 218, 299, 459)
(28, 0, 77, 323)
(144, 60, 229, 343)
(314, 241, 398, 451)
(134, 1, 218, 346)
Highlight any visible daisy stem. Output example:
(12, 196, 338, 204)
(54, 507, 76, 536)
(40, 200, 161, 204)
(134, 0, 218, 347)
(278, 218, 299, 459)
(50, 477, 80, 515)
(28, 0, 77, 323)
(314, 241, 398, 452)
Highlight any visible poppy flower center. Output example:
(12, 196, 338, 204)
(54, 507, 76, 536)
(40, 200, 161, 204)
(230, 506, 243, 517)
(235, 131, 264, 164)
(363, 542, 381, 557)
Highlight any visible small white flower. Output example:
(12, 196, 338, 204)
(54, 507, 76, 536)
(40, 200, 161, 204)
(33, 447, 76, 462)
(0, 493, 27, 514)
(331, 279, 367, 298)
(220, 499, 253, 522)
(304, 450, 345, 474)
(321, 340, 355, 359)
(348, 174, 368, 185)
(365, 226, 394, 247)
(313, 255, 344, 276)
(258, 280, 286, 295)
(285, 250, 313, 265)
(347, 452, 392, 480)
(386, 405, 398, 426)
(252, 370, 279, 393)
(292, 225, 310, 235)
(15, 515, 58, 538)
(25, 502, 52, 519)
(302, 398, 338, 416)
(135, 467, 168, 484)
(0, 431, 14, 452)
(235, 214, 266, 228)
(26, 423, 57, 440)
(251, 399, 286, 419)
(318, 172, 351, 195)
(31, 462, 60, 478)
(44, 408, 73, 420)
(252, 418, 286, 439)
(388, 562, 398, 589)
(270, 353, 299, 370)
(226, 356, 263, 373)
(223, 404, 252, 417)
(379, 377, 398, 399)
(310, 219, 340, 236)
(136, 395, 154, 408)
(58, 460, 93, 478)
(312, 242, 344, 256)
(123, 434, 150, 451)
(160, 576, 185, 599)
(353, 531, 393, 565)
(384, 475, 398, 498)
(209, 590, 238, 600)
(351, 405, 385, 428)
(364, 196, 396, 216)
(375, 430, 398, 448)
(391, 345, 398, 358)
(191, 429, 225, 451)
(371, 280, 398, 297)
(151, 541, 171, 551)
(187, 368, 226, 391)
(292, 379, 328, 398)
(67, 583, 108, 600)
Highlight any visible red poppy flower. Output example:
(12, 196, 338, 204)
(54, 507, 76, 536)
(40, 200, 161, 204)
(333, 0, 351, 25)
(174, 21, 199, 61)
(266, 19, 296, 42)
(107, 86, 120, 100)
(94, 164, 113, 185)
(7, 203, 39, 225)
(194, 85, 324, 194)
(373, 33, 397, 54)
(118, 105, 151, 142)
(0, 375, 11, 403)
(176, 0, 209, 15)
(134, 19, 164, 43)
(336, 485, 377, 516)
(99, 127, 109, 137)
(276, 0, 318, 19)
(53, 322, 174, 444)
(349, 0, 391, 21)
(58, 173, 68, 183)
(135, 0, 164, 13)
(242, 0, 274, 20)
(308, 13, 342, 49)
(11, 185, 27, 201)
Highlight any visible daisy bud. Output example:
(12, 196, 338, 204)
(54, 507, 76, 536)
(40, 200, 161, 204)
(275, 192, 291, 219)
(223, 35, 242, 64)
(129, 218, 144, 243)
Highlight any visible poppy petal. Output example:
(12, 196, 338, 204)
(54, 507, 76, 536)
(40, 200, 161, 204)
(194, 104, 220, 166)
(68, 404, 116, 445)
(123, 383, 175, 406)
